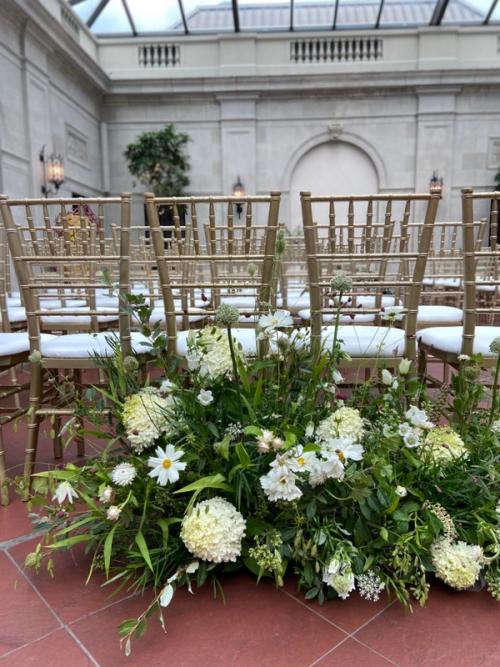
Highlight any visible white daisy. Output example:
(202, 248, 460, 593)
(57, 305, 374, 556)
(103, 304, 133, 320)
(324, 437, 364, 463)
(110, 462, 137, 487)
(147, 445, 187, 486)
(258, 310, 293, 332)
(52, 481, 78, 505)
(289, 446, 317, 473)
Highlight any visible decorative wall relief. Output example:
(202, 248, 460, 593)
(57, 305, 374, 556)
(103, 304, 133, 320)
(66, 125, 88, 167)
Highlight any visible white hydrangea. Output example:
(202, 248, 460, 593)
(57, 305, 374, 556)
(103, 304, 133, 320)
(122, 387, 176, 453)
(181, 497, 246, 563)
(316, 407, 365, 444)
(431, 539, 484, 590)
(187, 327, 244, 382)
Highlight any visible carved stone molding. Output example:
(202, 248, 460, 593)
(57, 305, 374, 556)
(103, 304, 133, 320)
(327, 122, 343, 140)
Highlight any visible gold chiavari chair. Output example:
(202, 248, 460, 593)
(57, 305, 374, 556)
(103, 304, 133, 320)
(0, 194, 150, 496)
(299, 189, 441, 368)
(278, 232, 311, 316)
(144, 192, 281, 356)
(418, 189, 500, 371)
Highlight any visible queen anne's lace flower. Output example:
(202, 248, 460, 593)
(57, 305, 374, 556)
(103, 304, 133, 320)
(316, 407, 365, 443)
(356, 571, 385, 601)
(431, 539, 483, 590)
(187, 327, 244, 382)
(181, 497, 246, 563)
(421, 427, 468, 467)
(122, 387, 175, 453)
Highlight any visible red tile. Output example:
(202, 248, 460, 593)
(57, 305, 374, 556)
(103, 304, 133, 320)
(283, 577, 392, 633)
(355, 584, 500, 666)
(71, 572, 348, 667)
(9, 538, 129, 624)
(0, 629, 94, 666)
(313, 638, 395, 666)
(0, 552, 60, 656)
(0, 499, 33, 542)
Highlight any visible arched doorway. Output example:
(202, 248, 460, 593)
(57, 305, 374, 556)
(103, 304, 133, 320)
(288, 141, 379, 230)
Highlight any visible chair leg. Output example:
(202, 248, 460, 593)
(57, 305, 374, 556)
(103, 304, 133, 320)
(417, 347, 427, 381)
(0, 429, 9, 506)
(74, 369, 85, 457)
(24, 362, 43, 500)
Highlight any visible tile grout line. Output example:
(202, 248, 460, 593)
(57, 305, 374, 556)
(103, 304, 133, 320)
(4, 550, 102, 667)
(0, 627, 62, 660)
(349, 636, 402, 667)
(306, 635, 352, 667)
(280, 588, 351, 636)
(0, 528, 48, 551)
(68, 591, 138, 626)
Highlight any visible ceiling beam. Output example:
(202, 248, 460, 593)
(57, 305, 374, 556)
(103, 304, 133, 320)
(290, 0, 294, 31)
(332, 0, 340, 29)
(429, 0, 450, 25)
(87, 0, 110, 28)
(178, 0, 189, 34)
(69, 0, 86, 5)
(484, 0, 499, 23)
(374, 0, 385, 28)
(121, 0, 137, 36)
(232, 0, 240, 32)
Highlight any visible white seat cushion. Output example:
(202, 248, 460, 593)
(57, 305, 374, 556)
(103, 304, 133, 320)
(418, 326, 500, 356)
(293, 325, 406, 357)
(41, 307, 118, 327)
(277, 291, 310, 310)
(132, 307, 206, 327)
(417, 305, 463, 324)
(40, 298, 88, 309)
(298, 309, 374, 324)
(434, 278, 461, 288)
(217, 295, 258, 309)
(1, 306, 27, 323)
(0, 333, 55, 356)
(40, 331, 152, 358)
(176, 328, 259, 356)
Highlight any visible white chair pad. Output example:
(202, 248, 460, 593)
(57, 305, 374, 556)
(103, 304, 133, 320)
(418, 326, 500, 356)
(1, 306, 27, 323)
(176, 328, 259, 356)
(41, 307, 118, 326)
(434, 278, 461, 288)
(40, 331, 152, 358)
(298, 309, 374, 324)
(417, 305, 463, 324)
(217, 296, 258, 309)
(132, 308, 206, 326)
(0, 333, 55, 356)
(293, 325, 406, 357)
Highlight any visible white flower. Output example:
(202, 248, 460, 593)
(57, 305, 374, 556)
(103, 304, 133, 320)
(122, 387, 176, 453)
(332, 369, 344, 384)
(392, 380, 399, 390)
(159, 379, 175, 394)
(258, 310, 293, 332)
(322, 559, 355, 600)
(181, 497, 246, 563)
(187, 327, 244, 382)
(106, 505, 121, 521)
(147, 444, 187, 486)
(260, 467, 302, 502)
(197, 389, 214, 406)
(269, 452, 294, 474)
(272, 437, 283, 451)
(256, 429, 274, 453)
(323, 436, 364, 463)
(186, 351, 200, 371)
(311, 453, 345, 486)
(316, 407, 365, 443)
(305, 422, 315, 439)
(381, 369, 393, 386)
(398, 358, 412, 375)
(110, 462, 136, 487)
(395, 485, 408, 497)
(52, 481, 78, 505)
(159, 583, 174, 607)
(357, 571, 385, 601)
(405, 405, 434, 430)
(185, 561, 199, 574)
(431, 539, 483, 590)
(398, 422, 412, 437)
(289, 446, 318, 473)
(403, 428, 422, 449)
(458, 354, 470, 362)
(491, 420, 500, 435)
(381, 306, 405, 321)
(99, 486, 113, 503)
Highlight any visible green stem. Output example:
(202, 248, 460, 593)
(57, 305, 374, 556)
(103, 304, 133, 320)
(489, 356, 500, 425)
(227, 325, 245, 423)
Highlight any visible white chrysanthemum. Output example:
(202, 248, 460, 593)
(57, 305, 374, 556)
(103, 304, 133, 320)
(431, 539, 483, 590)
(316, 407, 364, 443)
(421, 427, 468, 467)
(187, 327, 244, 381)
(181, 497, 246, 563)
(260, 467, 302, 502)
(110, 462, 136, 487)
(122, 387, 175, 453)
(322, 558, 355, 600)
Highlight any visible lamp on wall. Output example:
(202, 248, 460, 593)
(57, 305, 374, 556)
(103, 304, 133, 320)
(429, 170, 443, 190)
(39, 146, 65, 196)
(232, 175, 245, 218)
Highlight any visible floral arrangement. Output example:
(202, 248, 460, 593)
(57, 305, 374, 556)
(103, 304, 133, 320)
(24, 292, 500, 654)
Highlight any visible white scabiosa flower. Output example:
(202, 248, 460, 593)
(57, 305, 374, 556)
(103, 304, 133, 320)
(431, 539, 483, 590)
(122, 387, 175, 453)
(52, 481, 78, 505)
(316, 407, 365, 443)
(147, 444, 186, 486)
(260, 467, 302, 502)
(106, 505, 121, 521)
(197, 389, 214, 407)
(181, 497, 246, 563)
(110, 462, 137, 487)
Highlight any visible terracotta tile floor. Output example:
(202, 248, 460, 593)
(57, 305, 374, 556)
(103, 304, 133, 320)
(1, 369, 499, 666)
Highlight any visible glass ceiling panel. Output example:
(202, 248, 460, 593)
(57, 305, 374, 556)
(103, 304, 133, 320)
(183, 0, 234, 32)
(70, 0, 102, 24)
(490, 0, 500, 21)
(442, 0, 489, 23)
(125, 0, 184, 33)
(378, 0, 437, 27)
(335, 0, 378, 28)
(293, 1, 335, 29)
(239, 0, 292, 30)
(92, 0, 132, 35)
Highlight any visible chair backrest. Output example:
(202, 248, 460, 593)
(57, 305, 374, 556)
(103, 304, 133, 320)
(462, 188, 500, 355)
(0, 194, 133, 355)
(301, 189, 441, 359)
(144, 192, 281, 354)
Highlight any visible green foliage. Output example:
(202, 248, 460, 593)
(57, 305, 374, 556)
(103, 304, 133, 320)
(124, 124, 190, 196)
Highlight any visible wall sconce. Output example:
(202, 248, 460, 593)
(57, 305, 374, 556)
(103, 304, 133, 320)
(232, 175, 245, 218)
(40, 146, 65, 196)
(429, 170, 443, 191)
